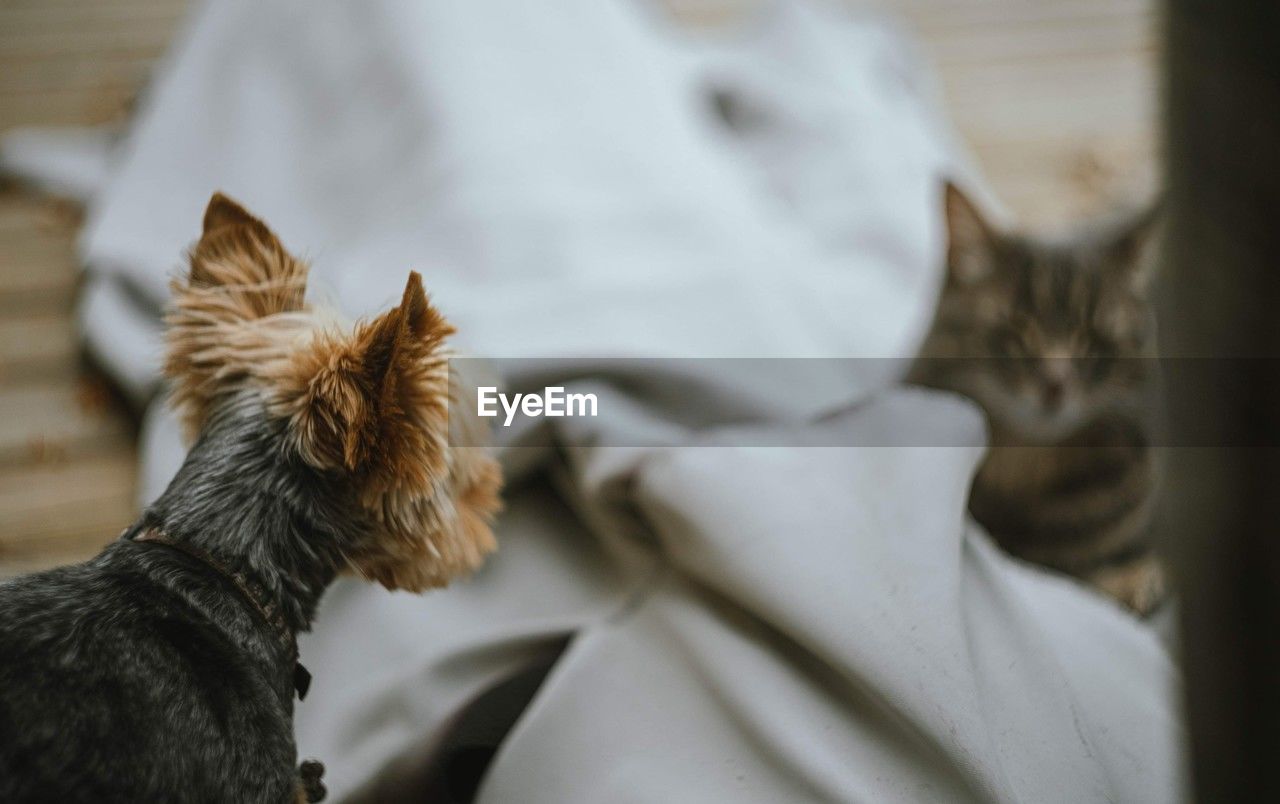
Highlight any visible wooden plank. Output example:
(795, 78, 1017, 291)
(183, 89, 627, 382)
(924, 31, 1154, 72)
(0, 53, 156, 96)
(894, 0, 1158, 227)
(935, 54, 1156, 104)
(0, 85, 137, 129)
(0, 453, 136, 560)
(0, 23, 180, 60)
(0, 379, 131, 465)
(0, 311, 78, 381)
(0, 0, 179, 9)
(892, 0, 1151, 34)
(0, 455, 137, 537)
(0, 2, 183, 32)
(0, 194, 82, 316)
(950, 101, 1155, 149)
(0, 194, 79, 235)
(0, 0, 173, 574)
(0, 233, 78, 303)
(0, 540, 110, 577)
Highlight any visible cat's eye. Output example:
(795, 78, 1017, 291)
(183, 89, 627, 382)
(1006, 312, 1034, 330)
(990, 327, 1031, 357)
(1086, 331, 1114, 353)
(1092, 304, 1149, 347)
(1091, 319, 1147, 355)
(1011, 318, 1042, 347)
(1086, 354, 1118, 382)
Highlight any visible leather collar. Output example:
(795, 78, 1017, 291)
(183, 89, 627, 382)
(128, 526, 311, 700)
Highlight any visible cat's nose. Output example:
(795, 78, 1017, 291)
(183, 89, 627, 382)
(1040, 354, 1073, 410)
(1042, 354, 1073, 384)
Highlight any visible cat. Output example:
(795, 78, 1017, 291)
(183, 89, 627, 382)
(909, 181, 1165, 614)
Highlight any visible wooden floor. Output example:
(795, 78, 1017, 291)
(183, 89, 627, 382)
(0, 0, 1156, 577)
(0, 0, 186, 577)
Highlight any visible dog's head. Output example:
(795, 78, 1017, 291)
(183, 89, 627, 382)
(165, 193, 500, 591)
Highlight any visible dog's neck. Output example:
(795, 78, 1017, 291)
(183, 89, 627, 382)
(139, 398, 353, 634)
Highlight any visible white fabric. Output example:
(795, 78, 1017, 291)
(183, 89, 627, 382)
(75, 0, 968, 408)
(480, 392, 1183, 803)
(4, 0, 1185, 800)
(0, 125, 117, 202)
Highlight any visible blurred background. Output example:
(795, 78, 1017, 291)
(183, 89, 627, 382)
(9, 3, 1280, 800)
(0, 0, 1156, 574)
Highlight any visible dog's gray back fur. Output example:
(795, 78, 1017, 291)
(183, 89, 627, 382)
(0, 393, 360, 802)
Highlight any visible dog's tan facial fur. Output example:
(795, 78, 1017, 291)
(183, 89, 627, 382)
(266, 273, 454, 489)
(165, 193, 500, 591)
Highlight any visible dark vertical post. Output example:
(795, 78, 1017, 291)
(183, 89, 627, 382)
(1162, 2, 1280, 799)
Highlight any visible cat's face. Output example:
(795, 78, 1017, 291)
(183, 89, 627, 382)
(924, 183, 1159, 440)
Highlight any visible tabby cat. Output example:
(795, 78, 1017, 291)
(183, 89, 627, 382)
(910, 182, 1164, 614)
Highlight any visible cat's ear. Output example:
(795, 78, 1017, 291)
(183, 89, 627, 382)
(943, 181, 999, 285)
(272, 272, 455, 488)
(1104, 201, 1162, 294)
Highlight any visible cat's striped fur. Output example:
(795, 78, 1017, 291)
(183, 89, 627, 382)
(910, 182, 1164, 613)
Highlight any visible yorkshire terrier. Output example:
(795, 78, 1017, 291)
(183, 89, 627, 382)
(0, 194, 502, 802)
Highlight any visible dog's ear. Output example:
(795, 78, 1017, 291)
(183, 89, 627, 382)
(166, 193, 311, 435)
(202, 192, 261, 234)
(269, 273, 496, 594)
(184, 192, 309, 316)
(273, 272, 456, 490)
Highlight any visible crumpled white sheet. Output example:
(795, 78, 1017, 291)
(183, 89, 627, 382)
(71, 0, 973, 405)
(477, 392, 1183, 803)
(2, 0, 1185, 800)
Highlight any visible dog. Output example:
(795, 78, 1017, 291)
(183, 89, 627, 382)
(0, 194, 502, 802)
